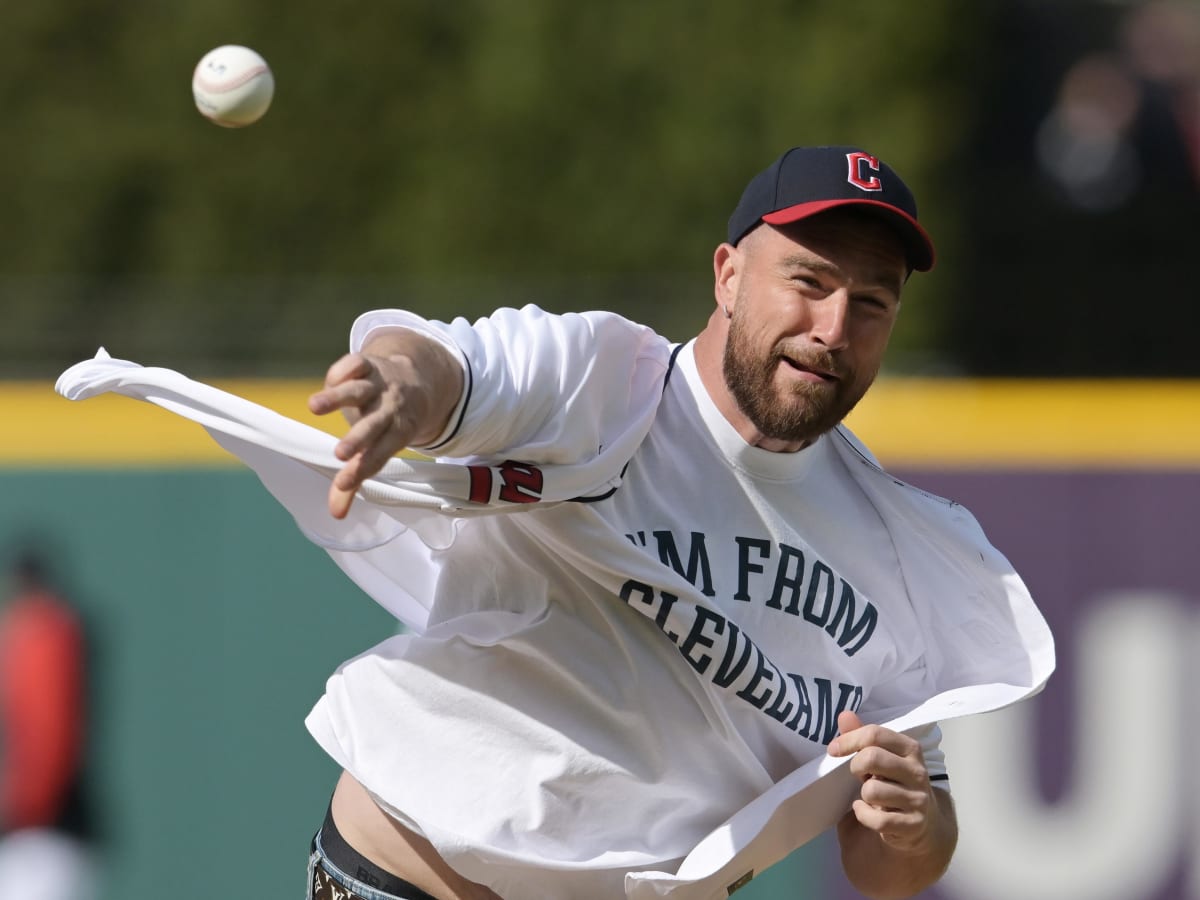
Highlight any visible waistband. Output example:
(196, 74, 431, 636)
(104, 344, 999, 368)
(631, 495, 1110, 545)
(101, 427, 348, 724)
(315, 803, 439, 900)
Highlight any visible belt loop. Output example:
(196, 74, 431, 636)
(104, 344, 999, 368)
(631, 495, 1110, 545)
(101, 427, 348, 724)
(306, 847, 320, 900)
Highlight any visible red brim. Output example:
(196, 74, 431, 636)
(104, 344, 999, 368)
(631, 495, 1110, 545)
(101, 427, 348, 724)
(762, 199, 935, 272)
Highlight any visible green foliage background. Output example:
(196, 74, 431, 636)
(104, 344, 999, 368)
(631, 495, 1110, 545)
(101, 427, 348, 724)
(0, 0, 986, 378)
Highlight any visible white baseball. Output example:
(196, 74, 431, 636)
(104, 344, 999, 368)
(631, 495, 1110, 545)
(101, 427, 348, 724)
(192, 45, 275, 128)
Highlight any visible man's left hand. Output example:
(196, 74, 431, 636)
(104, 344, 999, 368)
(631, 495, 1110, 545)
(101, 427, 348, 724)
(827, 710, 944, 855)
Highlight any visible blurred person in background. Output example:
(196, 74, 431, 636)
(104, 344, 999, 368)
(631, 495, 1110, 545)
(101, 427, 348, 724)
(956, 0, 1200, 376)
(1036, 0, 1200, 209)
(0, 550, 100, 900)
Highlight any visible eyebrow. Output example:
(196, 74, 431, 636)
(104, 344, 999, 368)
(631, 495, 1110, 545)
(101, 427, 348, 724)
(778, 254, 903, 301)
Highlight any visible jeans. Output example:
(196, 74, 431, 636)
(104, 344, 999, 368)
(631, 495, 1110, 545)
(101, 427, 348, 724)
(306, 812, 441, 900)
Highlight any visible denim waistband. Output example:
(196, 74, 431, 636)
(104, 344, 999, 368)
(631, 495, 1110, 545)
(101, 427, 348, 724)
(312, 804, 439, 900)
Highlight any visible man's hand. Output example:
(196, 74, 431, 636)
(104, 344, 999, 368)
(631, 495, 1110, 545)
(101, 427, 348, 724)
(827, 710, 957, 899)
(307, 332, 463, 519)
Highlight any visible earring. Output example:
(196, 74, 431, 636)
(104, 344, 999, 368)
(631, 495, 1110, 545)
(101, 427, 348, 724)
(723, 304, 732, 319)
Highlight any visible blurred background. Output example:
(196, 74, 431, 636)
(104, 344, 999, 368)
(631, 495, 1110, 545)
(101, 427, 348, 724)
(1, 0, 1198, 897)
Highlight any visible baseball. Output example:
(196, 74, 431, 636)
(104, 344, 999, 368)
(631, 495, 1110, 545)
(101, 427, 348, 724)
(192, 45, 274, 128)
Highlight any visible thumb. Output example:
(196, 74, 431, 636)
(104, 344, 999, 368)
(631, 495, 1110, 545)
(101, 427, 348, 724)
(828, 710, 865, 756)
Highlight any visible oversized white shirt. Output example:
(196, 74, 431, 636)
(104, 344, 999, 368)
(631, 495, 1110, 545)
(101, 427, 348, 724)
(55, 305, 1054, 900)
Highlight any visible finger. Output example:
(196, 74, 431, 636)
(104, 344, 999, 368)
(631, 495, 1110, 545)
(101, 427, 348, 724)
(831, 722, 920, 759)
(326, 421, 408, 518)
(860, 773, 926, 812)
(309, 356, 374, 411)
(329, 481, 356, 520)
(328, 453, 370, 519)
(353, 424, 408, 479)
(335, 408, 409, 462)
(848, 745, 930, 791)
(325, 353, 373, 387)
(850, 798, 923, 839)
(839, 710, 864, 735)
(310, 377, 380, 417)
(828, 710, 865, 756)
(849, 745, 901, 782)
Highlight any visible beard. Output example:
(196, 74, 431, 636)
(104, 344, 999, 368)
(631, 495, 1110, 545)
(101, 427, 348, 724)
(722, 309, 875, 446)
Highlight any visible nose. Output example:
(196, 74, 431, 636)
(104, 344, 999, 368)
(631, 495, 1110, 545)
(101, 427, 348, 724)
(807, 290, 851, 351)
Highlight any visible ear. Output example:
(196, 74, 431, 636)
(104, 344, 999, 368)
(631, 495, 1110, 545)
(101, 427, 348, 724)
(713, 242, 740, 312)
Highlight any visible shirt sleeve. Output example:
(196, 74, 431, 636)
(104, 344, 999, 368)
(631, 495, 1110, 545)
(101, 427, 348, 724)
(908, 722, 950, 792)
(856, 655, 950, 792)
(349, 304, 672, 463)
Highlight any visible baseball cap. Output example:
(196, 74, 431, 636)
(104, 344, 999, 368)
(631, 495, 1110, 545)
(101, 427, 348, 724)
(727, 146, 935, 272)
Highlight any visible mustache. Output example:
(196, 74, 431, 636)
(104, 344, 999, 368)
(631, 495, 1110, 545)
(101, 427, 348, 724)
(772, 346, 851, 381)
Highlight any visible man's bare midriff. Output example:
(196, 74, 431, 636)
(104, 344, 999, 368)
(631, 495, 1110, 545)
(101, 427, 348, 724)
(330, 770, 504, 900)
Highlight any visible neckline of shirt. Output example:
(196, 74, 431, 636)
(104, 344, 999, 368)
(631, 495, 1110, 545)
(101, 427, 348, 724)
(676, 340, 824, 482)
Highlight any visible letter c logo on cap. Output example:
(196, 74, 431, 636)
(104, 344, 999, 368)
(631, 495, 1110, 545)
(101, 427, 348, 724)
(846, 152, 883, 192)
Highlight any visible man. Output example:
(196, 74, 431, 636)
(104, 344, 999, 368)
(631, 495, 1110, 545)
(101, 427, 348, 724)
(296, 146, 1023, 900)
(55, 145, 1051, 900)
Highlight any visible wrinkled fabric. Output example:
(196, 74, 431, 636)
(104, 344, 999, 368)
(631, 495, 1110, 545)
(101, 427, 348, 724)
(56, 346, 1053, 900)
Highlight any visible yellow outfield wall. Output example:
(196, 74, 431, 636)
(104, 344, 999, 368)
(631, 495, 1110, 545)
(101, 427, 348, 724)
(6, 377, 1200, 468)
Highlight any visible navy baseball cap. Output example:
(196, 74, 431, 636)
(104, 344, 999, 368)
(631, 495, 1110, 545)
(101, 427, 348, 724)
(727, 146, 936, 272)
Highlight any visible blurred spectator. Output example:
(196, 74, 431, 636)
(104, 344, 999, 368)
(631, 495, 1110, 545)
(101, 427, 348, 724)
(951, 0, 1200, 376)
(1036, 0, 1200, 210)
(0, 551, 99, 900)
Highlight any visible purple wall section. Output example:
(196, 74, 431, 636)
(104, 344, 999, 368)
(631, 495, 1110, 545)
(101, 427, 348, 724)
(824, 468, 1200, 900)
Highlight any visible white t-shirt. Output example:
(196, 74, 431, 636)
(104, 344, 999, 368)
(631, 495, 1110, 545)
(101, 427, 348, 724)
(305, 306, 947, 898)
(54, 309, 1051, 898)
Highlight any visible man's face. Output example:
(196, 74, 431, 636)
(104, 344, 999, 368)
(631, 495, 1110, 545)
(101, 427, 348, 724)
(721, 210, 907, 448)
